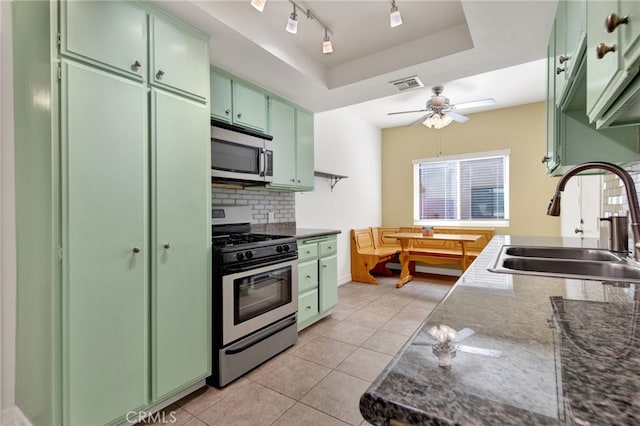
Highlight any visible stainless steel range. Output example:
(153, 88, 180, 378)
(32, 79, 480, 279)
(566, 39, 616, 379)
(207, 206, 298, 387)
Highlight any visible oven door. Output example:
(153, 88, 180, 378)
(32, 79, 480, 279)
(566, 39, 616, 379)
(222, 259, 298, 346)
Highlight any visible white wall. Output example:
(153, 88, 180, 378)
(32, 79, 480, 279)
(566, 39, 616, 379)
(1, 0, 16, 421)
(296, 108, 382, 284)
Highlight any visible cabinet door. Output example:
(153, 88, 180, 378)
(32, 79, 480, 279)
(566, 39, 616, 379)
(319, 254, 338, 313)
(620, 0, 640, 68)
(233, 81, 268, 132)
(211, 70, 233, 123)
(150, 16, 209, 100)
(298, 290, 320, 325)
(554, 0, 568, 103)
(269, 98, 297, 186)
(295, 109, 315, 190)
(545, 25, 561, 175)
(151, 89, 211, 399)
(586, 0, 630, 122)
(61, 0, 147, 80)
(62, 60, 148, 426)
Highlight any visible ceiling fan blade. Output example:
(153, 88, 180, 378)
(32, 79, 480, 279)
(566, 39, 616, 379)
(409, 112, 434, 127)
(454, 98, 495, 110)
(447, 111, 469, 123)
(387, 109, 428, 116)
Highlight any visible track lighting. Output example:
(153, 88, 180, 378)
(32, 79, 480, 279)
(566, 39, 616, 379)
(322, 28, 333, 54)
(285, 4, 298, 34)
(390, 0, 403, 28)
(250, 0, 266, 12)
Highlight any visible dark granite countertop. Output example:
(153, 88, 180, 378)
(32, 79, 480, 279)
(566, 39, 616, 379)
(360, 235, 640, 425)
(251, 222, 341, 239)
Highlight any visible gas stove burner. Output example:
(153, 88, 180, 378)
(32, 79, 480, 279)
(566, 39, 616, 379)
(212, 232, 289, 248)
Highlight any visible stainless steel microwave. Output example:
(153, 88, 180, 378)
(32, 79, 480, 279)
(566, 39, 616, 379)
(211, 122, 273, 184)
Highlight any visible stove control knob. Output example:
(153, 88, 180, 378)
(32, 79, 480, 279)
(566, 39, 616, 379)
(276, 245, 284, 253)
(283, 245, 290, 252)
(245, 251, 254, 259)
(236, 252, 245, 261)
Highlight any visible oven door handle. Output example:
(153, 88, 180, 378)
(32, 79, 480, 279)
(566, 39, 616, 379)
(225, 316, 296, 355)
(259, 148, 266, 177)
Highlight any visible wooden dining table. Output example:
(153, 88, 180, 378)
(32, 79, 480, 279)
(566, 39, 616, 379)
(387, 232, 482, 288)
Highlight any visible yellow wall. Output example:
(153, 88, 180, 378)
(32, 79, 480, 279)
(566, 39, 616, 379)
(381, 102, 561, 237)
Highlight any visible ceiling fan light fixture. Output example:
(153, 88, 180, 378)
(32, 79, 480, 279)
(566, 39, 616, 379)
(423, 113, 453, 129)
(250, 0, 266, 12)
(322, 28, 333, 54)
(390, 1, 403, 27)
(286, 5, 298, 34)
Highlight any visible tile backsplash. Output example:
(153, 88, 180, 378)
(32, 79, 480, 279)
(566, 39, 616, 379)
(602, 162, 640, 217)
(212, 187, 295, 224)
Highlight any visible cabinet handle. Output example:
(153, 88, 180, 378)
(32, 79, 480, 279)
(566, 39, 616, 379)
(156, 69, 165, 79)
(575, 228, 584, 234)
(558, 55, 569, 64)
(237, 112, 242, 119)
(605, 13, 629, 33)
(132, 60, 142, 71)
(225, 109, 230, 115)
(541, 156, 551, 163)
(164, 243, 171, 249)
(596, 42, 616, 59)
(133, 247, 141, 254)
(555, 67, 565, 75)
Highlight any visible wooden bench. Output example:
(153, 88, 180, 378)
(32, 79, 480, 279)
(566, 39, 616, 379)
(350, 226, 495, 285)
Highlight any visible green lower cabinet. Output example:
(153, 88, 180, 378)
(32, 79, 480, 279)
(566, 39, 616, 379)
(297, 235, 338, 330)
(151, 89, 211, 400)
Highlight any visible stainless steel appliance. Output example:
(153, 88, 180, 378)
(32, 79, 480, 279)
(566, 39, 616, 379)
(211, 120, 273, 184)
(208, 206, 298, 387)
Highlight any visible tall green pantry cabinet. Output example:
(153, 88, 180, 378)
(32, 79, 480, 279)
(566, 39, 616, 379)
(13, 1, 211, 425)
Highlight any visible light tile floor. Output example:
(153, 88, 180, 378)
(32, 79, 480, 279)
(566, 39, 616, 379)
(145, 275, 456, 426)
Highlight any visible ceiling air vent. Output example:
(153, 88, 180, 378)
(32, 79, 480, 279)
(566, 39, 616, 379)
(389, 76, 424, 92)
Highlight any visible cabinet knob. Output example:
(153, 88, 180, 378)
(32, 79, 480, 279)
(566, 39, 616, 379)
(237, 112, 242, 119)
(133, 247, 141, 254)
(558, 55, 569, 64)
(164, 243, 171, 249)
(596, 42, 616, 59)
(132, 60, 142, 71)
(605, 13, 629, 33)
(575, 228, 584, 234)
(541, 156, 551, 163)
(225, 109, 230, 115)
(156, 69, 165, 79)
(291, 178, 296, 183)
(306, 305, 312, 310)
(328, 246, 332, 250)
(323, 264, 327, 268)
(555, 67, 565, 75)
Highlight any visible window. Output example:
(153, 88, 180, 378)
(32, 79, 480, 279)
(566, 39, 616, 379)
(413, 150, 510, 227)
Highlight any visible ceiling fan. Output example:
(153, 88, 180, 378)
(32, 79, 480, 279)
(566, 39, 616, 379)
(388, 85, 496, 128)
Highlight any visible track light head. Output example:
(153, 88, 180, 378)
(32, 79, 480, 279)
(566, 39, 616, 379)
(286, 4, 298, 34)
(390, 1, 403, 27)
(251, 0, 266, 12)
(322, 28, 333, 54)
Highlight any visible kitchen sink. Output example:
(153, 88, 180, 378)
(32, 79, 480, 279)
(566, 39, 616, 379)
(503, 246, 622, 262)
(488, 245, 640, 283)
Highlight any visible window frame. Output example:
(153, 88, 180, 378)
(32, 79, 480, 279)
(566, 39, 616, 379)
(412, 149, 510, 227)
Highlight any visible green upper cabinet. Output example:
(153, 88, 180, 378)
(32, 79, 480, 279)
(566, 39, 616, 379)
(269, 98, 297, 186)
(61, 59, 149, 426)
(151, 89, 210, 400)
(554, 0, 587, 106)
(211, 70, 233, 122)
(295, 108, 315, 190)
(233, 80, 268, 132)
(266, 99, 315, 191)
(545, 23, 561, 174)
(210, 67, 268, 132)
(150, 15, 209, 100)
(586, 0, 640, 127)
(60, 0, 147, 80)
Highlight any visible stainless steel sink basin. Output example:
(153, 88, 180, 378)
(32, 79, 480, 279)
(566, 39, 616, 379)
(500, 258, 640, 282)
(488, 245, 640, 283)
(504, 246, 622, 262)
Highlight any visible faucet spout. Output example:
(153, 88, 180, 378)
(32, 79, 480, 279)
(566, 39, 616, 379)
(548, 162, 640, 260)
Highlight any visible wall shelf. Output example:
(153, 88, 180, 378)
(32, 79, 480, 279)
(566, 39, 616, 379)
(314, 171, 348, 191)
